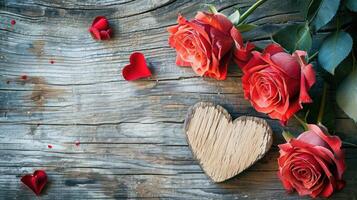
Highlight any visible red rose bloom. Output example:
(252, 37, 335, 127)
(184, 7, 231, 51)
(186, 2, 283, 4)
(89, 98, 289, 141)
(241, 44, 315, 123)
(168, 12, 254, 80)
(278, 124, 346, 198)
(89, 16, 112, 40)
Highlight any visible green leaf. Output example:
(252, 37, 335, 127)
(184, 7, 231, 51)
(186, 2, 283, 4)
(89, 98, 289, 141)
(228, 10, 240, 25)
(346, 0, 357, 12)
(337, 70, 357, 123)
(236, 24, 257, 32)
(310, 0, 340, 31)
(282, 131, 295, 142)
(318, 31, 353, 74)
(333, 54, 354, 85)
(272, 23, 312, 53)
(307, 0, 322, 21)
(292, 0, 313, 19)
(205, 4, 218, 14)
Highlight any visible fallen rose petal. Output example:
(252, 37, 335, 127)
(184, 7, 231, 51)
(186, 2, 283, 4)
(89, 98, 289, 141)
(100, 29, 112, 40)
(89, 16, 112, 40)
(89, 27, 101, 40)
(91, 16, 109, 30)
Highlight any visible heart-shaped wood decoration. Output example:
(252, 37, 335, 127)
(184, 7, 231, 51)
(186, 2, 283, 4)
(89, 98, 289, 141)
(184, 102, 273, 182)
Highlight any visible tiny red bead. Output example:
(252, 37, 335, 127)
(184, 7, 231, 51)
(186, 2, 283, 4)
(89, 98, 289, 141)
(47, 145, 53, 149)
(10, 20, 16, 25)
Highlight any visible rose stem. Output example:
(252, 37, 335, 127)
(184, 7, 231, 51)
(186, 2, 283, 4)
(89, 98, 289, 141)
(317, 82, 328, 124)
(294, 114, 308, 131)
(352, 49, 356, 71)
(307, 51, 318, 62)
(238, 0, 267, 24)
(342, 141, 357, 147)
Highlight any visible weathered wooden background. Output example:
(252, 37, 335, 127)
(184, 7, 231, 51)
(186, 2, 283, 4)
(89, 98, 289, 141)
(0, 0, 356, 199)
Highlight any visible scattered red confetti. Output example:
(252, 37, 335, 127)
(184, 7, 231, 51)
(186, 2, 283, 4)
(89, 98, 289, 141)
(47, 145, 52, 149)
(20, 75, 28, 80)
(11, 19, 16, 25)
(50, 60, 54, 64)
(122, 52, 152, 81)
(89, 16, 112, 40)
(75, 141, 80, 146)
(21, 170, 48, 196)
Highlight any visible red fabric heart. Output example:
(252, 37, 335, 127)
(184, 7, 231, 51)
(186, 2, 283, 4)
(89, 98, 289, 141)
(88, 16, 112, 40)
(122, 52, 152, 81)
(21, 170, 48, 196)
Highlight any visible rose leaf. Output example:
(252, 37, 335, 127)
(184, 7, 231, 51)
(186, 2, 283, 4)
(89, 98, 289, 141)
(291, 0, 312, 19)
(236, 24, 257, 32)
(282, 130, 295, 142)
(205, 4, 218, 14)
(337, 70, 357, 123)
(309, 0, 340, 31)
(318, 31, 353, 74)
(228, 10, 240, 25)
(272, 23, 312, 53)
(345, 0, 357, 12)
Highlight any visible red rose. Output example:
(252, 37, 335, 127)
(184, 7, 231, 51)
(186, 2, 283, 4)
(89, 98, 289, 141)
(89, 16, 112, 40)
(278, 124, 346, 198)
(241, 44, 315, 123)
(168, 12, 253, 80)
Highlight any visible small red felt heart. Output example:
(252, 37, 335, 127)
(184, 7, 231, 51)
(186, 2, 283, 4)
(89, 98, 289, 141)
(122, 52, 152, 81)
(21, 170, 48, 196)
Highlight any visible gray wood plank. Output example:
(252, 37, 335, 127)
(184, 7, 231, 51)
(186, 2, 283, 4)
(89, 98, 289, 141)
(1, 0, 356, 199)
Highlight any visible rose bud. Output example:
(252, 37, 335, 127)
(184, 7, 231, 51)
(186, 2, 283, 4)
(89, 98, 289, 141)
(168, 12, 254, 80)
(89, 16, 112, 40)
(241, 44, 316, 124)
(278, 124, 346, 198)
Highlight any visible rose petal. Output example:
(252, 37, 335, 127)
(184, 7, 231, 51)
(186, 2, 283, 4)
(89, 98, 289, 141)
(297, 130, 330, 148)
(100, 29, 112, 40)
(89, 27, 101, 40)
(195, 12, 233, 34)
(92, 16, 109, 30)
(320, 182, 334, 198)
(230, 27, 243, 46)
(270, 52, 300, 80)
(263, 43, 285, 55)
(176, 54, 192, 66)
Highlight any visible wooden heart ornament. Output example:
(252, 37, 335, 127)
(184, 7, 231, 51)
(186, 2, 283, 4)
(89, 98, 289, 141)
(184, 102, 273, 182)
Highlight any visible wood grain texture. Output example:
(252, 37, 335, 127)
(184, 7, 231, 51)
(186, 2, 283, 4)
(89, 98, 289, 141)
(1, 0, 357, 199)
(184, 102, 273, 182)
